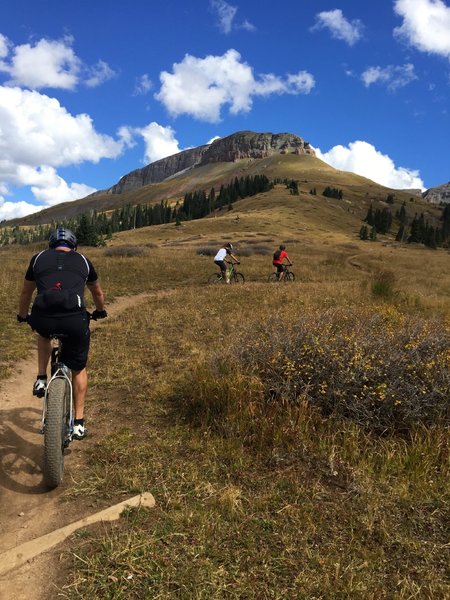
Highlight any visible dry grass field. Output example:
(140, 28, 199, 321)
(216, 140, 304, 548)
(1, 185, 449, 598)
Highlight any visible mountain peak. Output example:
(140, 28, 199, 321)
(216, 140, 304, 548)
(423, 181, 450, 204)
(200, 131, 314, 164)
(109, 130, 314, 195)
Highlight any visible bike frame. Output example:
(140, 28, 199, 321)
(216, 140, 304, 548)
(217, 262, 236, 280)
(227, 263, 236, 276)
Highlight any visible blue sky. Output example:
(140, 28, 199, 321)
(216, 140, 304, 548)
(0, 0, 449, 220)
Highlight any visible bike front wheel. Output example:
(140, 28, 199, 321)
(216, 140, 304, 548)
(44, 377, 69, 488)
(232, 272, 245, 283)
(208, 273, 223, 284)
(285, 271, 295, 281)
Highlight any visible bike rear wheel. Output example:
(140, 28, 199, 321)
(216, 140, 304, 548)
(233, 272, 245, 283)
(208, 273, 223, 284)
(268, 273, 278, 283)
(44, 377, 69, 488)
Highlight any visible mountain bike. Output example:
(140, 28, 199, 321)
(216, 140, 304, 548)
(208, 262, 245, 284)
(40, 332, 74, 488)
(268, 265, 295, 283)
(40, 310, 98, 488)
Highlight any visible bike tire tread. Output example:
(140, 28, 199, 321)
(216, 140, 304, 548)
(44, 377, 67, 488)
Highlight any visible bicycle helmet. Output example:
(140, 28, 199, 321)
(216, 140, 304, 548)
(49, 227, 78, 249)
(279, 244, 286, 250)
(225, 242, 233, 250)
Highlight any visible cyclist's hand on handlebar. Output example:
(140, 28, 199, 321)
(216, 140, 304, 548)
(91, 309, 108, 320)
(16, 314, 28, 323)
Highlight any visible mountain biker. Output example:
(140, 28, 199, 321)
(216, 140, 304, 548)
(16, 227, 107, 440)
(272, 244, 293, 281)
(214, 242, 240, 284)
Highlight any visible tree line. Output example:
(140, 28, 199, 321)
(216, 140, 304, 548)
(360, 202, 450, 248)
(0, 174, 273, 247)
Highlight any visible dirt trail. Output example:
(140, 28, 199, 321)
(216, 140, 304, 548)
(0, 293, 151, 600)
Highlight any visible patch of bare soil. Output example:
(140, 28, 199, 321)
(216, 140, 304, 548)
(0, 294, 151, 600)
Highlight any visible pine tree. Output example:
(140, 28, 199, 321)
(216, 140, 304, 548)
(365, 205, 374, 225)
(76, 214, 99, 246)
(395, 225, 405, 242)
(359, 225, 369, 240)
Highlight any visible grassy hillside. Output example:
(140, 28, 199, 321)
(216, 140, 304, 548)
(7, 153, 428, 227)
(2, 192, 449, 598)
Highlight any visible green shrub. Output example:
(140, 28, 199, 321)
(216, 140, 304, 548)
(196, 247, 216, 256)
(177, 307, 449, 437)
(104, 246, 145, 257)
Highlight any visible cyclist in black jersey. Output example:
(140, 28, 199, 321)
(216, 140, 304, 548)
(17, 227, 107, 440)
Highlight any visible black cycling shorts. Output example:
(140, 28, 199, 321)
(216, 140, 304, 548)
(273, 262, 284, 273)
(28, 310, 90, 371)
(215, 260, 227, 272)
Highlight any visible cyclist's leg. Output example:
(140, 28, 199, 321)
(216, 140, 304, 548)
(58, 312, 90, 438)
(72, 368, 87, 420)
(37, 335, 52, 375)
(28, 312, 53, 394)
(276, 263, 284, 281)
(222, 260, 231, 283)
(215, 260, 226, 280)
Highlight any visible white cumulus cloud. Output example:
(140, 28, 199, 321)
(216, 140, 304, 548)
(0, 33, 116, 89)
(0, 198, 42, 221)
(0, 85, 127, 220)
(155, 49, 315, 122)
(316, 140, 425, 190)
(136, 122, 182, 163)
(15, 165, 97, 205)
(361, 63, 417, 90)
(0, 87, 123, 166)
(394, 0, 450, 59)
(311, 9, 364, 46)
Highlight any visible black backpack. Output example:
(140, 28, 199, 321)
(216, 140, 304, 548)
(273, 249, 281, 261)
(33, 251, 83, 313)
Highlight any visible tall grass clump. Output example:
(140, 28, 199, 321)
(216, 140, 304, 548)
(371, 269, 397, 299)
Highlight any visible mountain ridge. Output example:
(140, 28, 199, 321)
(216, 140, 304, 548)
(3, 130, 444, 227)
(422, 181, 450, 204)
(107, 131, 315, 195)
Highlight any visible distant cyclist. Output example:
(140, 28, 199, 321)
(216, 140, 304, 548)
(17, 227, 107, 440)
(272, 244, 293, 281)
(214, 242, 239, 284)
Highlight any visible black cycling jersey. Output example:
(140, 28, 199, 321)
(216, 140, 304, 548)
(25, 249, 98, 311)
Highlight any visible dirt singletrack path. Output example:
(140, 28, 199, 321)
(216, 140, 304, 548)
(0, 293, 151, 600)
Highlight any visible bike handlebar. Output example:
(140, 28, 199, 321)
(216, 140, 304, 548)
(17, 309, 107, 323)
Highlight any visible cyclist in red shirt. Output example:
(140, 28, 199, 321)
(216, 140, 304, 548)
(272, 244, 293, 281)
